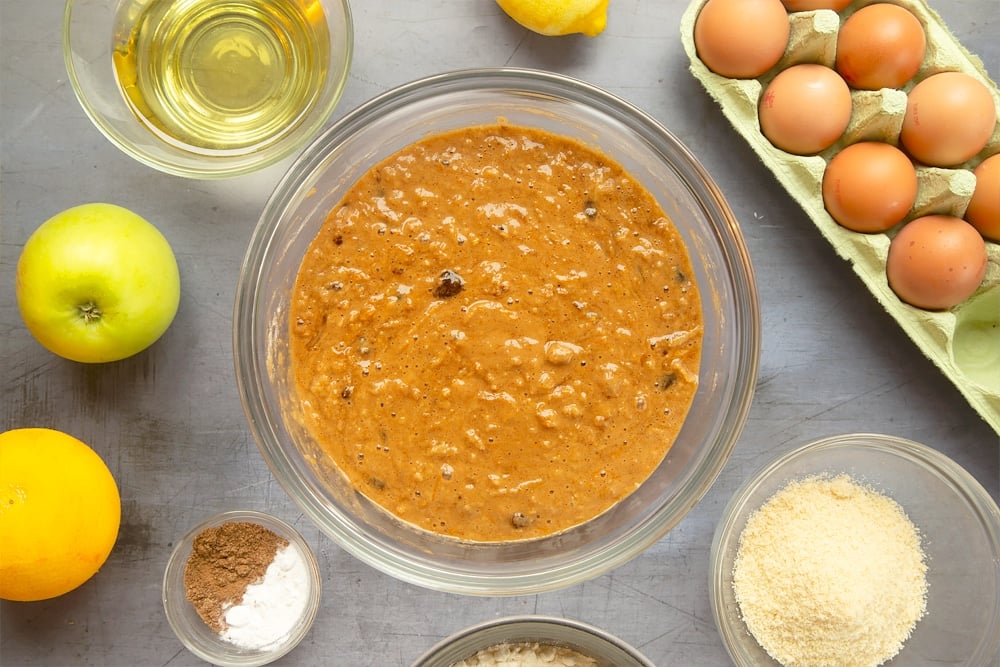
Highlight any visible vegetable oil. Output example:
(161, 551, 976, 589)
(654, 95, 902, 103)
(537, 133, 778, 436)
(112, 0, 330, 153)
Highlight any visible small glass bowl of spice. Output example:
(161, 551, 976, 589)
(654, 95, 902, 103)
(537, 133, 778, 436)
(710, 433, 1000, 667)
(162, 510, 322, 666)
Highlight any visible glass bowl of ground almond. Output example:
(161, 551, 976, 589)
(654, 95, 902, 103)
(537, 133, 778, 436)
(234, 67, 760, 595)
(710, 433, 1000, 667)
(162, 510, 322, 666)
(410, 615, 654, 666)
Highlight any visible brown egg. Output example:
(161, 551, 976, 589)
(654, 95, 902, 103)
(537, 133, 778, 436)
(835, 4, 926, 90)
(965, 154, 1000, 242)
(782, 0, 851, 10)
(823, 142, 917, 233)
(900, 72, 998, 167)
(694, 0, 790, 79)
(759, 64, 853, 155)
(886, 215, 988, 310)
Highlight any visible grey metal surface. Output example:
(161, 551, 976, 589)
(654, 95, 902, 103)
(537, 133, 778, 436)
(1, 1, 997, 666)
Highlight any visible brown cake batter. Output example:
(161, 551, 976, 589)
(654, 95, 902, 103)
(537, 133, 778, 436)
(289, 123, 702, 541)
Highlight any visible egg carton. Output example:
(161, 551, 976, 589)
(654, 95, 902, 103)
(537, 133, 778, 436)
(680, 0, 1000, 435)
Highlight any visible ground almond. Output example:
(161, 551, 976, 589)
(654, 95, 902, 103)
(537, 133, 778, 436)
(732, 474, 928, 667)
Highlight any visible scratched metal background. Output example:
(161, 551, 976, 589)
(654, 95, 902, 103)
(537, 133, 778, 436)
(1, 1, 997, 665)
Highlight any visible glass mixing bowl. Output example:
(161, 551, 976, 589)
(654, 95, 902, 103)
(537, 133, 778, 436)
(710, 433, 1000, 667)
(63, 0, 353, 179)
(234, 68, 760, 595)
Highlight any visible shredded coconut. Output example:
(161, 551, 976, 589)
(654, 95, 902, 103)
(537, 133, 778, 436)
(732, 474, 927, 667)
(451, 641, 598, 666)
(220, 542, 311, 650)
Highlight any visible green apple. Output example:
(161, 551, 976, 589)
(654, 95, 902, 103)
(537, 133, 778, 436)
(16, 203, 181, 363)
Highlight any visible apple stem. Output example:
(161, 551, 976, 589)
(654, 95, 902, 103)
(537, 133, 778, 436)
(78, 302, 102, 323)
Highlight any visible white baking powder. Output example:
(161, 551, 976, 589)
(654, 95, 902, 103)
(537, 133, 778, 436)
(220, 542, 311, 650)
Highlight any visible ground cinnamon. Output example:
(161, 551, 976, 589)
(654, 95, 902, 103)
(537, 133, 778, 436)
(183, 521, 288, 633)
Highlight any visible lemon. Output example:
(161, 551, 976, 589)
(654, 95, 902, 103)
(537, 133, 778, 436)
(0, 428, 121, 601)
(496, 0, 609, 37)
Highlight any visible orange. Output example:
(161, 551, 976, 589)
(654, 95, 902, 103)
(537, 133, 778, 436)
(0, 428, 121, 601)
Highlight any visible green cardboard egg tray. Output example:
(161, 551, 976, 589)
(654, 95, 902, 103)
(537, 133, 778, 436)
(681, 0, 1000, 435)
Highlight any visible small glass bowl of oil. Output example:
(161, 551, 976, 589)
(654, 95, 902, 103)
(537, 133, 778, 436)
(64, 0, 352, 179)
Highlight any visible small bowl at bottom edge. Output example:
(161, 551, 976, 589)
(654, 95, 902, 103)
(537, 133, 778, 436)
(410, 615, 655, 667)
